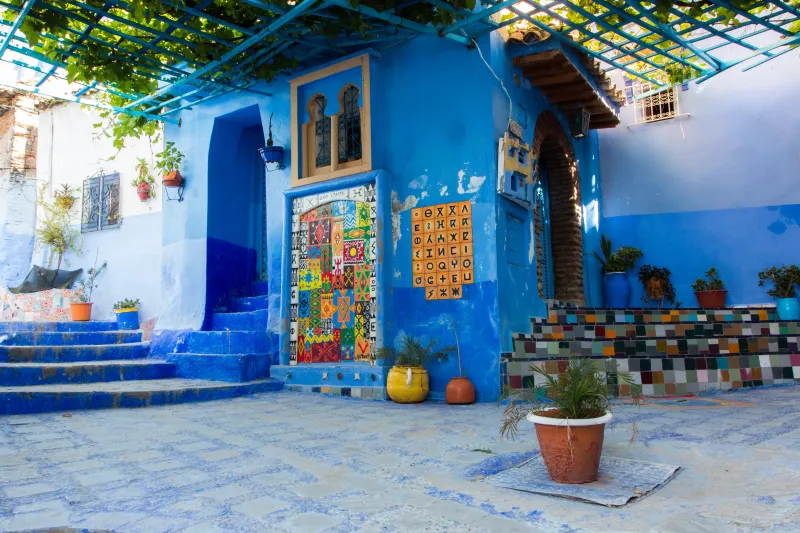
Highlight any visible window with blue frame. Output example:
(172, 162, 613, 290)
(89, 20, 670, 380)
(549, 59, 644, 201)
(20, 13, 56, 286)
(81, 172, 120, 233)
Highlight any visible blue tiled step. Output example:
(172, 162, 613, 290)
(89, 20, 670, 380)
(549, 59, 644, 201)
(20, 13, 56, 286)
(0, 343, 148, 363)
(0, 378, 283, 415)
(0, 360, 175, 386)
(250, 281, 269, 296)
(0, 321, 118, 333)
(531, 321, 800, 341)
(173, 331, 270, 354)
(168, 353, 272, 382)
(232, 295, 270, 312)
(0, 330, 142, 346)
(210, 309, 268, 331)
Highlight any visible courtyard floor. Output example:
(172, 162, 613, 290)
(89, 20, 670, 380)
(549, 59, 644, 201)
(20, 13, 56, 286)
(1, 386, 799, 533)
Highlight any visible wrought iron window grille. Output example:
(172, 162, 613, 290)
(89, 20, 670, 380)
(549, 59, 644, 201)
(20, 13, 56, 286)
(81, 171, 120, 233)
(313, 95, 331, 168)
(633, 81, 679, 124)
(338, 85, 362, 164)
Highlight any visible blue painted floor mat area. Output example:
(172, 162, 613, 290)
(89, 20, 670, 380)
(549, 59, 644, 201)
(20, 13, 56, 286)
(484, 455, 680, 507)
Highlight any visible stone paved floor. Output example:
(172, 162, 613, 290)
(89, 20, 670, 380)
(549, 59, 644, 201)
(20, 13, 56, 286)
(1, 386, 799, 533)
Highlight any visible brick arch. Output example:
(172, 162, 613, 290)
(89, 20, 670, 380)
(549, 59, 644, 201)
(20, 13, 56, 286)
(531, 110, 585, 305)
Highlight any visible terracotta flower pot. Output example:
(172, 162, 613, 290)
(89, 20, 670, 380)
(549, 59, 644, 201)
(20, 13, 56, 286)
(694, 290, 727, 309)
(70, 302, 93, 322)
(445, 376, 475, 404)
(162, 170, 183, 187)
(527, 410, 612, 484)
(644, 278, 664, 300)
(55, 196, 74, 210)
(136, 182, 151, 201)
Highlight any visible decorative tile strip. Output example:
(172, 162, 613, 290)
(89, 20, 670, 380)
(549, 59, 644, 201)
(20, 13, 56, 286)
(285, 384, 386, 400)
(535, 308, 779, 325)
(530, 322, 800, 341)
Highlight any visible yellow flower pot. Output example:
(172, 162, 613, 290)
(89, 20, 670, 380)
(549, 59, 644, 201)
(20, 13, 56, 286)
(386, 366, 429, 403)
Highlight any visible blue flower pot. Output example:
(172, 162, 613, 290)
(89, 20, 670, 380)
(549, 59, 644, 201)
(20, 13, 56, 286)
(776, 298, 800, 320)
(605, 273, 631, 309)
(258, 146, 284, 164)
(115, 308, 140, 330)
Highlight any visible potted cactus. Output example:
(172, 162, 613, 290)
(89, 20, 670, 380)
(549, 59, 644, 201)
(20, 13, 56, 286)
(758, 265, 800, 320)
(156, 141, 185, 187)
(131, 158, 156, 201)
(692, 268, 727, 309)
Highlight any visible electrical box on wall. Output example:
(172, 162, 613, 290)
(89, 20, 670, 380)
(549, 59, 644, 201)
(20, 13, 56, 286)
(497, 132, 538, 210)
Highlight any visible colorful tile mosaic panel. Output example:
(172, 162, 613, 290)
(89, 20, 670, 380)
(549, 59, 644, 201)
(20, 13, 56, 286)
(411, 201, 474, 300)
(285, 384, 386, 400)
(0, 287, 81, 322)
(290, 183, 377, 365)
(537, 308, 779, 325)
(531, 322, 800, 341)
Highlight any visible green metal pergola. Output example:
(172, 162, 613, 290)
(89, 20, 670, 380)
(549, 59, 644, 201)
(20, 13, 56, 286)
(0, 0, 796, 124)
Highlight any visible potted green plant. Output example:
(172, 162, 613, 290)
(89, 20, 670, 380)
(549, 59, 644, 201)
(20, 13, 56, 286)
(35, 185, 82, 276)
(155, 141, 185, 187)
(113, 298, 140, 330)
(501, 357, 640, 484)
(258, 113, 284, 170)
(72, 254, 107, 321)
(53, 183, 78, 210)
(758, 265, 800, 320)
(376, 334, 448, 404)
(638, 265, 679, 308)
(691, 267, 727, 309)
(591, 235, 642, 308)
(131, 158, 156, 201)
(444, 315, 474, 405)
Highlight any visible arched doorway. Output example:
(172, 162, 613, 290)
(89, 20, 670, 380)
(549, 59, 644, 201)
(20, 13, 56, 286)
(531, 111, 585, 305)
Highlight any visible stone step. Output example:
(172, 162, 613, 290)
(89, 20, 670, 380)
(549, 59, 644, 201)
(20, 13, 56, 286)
(251, 281, 269, 296)
(512, 335, 799, 359)
(0, 330, 142, 346)
(167, 353, 272, 382)
(531, 321, 800, 341)
(0, 343, 148, 364)
(173, 331, 270, 355)
(232, 295, 270, 312)
(0, 321, 118, 333)
(0, 378, 283, 415)
(210, 309, 268, 331)
(539, 307, 779, 325)
(0, 359, 176, 386)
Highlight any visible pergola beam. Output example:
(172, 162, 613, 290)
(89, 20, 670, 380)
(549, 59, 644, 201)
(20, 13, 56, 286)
(0, 0, 34, 58)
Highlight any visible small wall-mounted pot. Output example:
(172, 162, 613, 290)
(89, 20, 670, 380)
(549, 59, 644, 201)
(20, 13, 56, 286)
(136, 183, 151, 202)
(55, 196, 75, 210)
(694, 290, 727, 309)
(259, 145, 284, 164)
(162, 171, 184, 188)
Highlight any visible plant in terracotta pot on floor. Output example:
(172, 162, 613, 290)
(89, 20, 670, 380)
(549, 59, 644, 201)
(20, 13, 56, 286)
(591, 235, 642, 308)
(758, 265, 800, 320)
(501, 357, 640, 484)
(156, 141, 185, 187)
(444, 315, 475, 405)
(638, 264, 680, 308)
(377, 334, 449, 404)
(692, 267, 727, 309)
(71, 254, 107, 321)
(131, 158, 156, 201)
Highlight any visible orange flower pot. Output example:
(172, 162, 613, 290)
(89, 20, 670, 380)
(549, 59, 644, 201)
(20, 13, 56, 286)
(445, 376, 476, 404)
(70, 302, 93, 321)
(162, 171, 183, 188)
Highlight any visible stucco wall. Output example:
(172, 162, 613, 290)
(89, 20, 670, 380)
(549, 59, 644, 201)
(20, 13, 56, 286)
(599, 51, 800, 306)
(36, 103, 162, 322)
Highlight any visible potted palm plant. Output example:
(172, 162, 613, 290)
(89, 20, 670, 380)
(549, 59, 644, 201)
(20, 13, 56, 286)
(156, 141, 185, 187)
(501, 357, 640, 484)
(131, 158, 156, 201)
(376, 334, 448, 404)
(692, 268, 727, 309)
(113, 298, 140, 330)
(71, 255, 107, 321)
(591, 235, 642, 308)
(758, 265, 800, 320)
(638, 265, 679, 308)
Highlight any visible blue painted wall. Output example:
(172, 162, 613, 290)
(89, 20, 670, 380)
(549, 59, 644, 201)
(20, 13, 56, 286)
(0, 180, 36, 288)
(599, 52, 800, 306)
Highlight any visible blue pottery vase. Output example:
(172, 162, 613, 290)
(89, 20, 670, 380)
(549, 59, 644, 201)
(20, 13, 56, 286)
(776, 298, 800, 320)
(605, 273, 631, 309)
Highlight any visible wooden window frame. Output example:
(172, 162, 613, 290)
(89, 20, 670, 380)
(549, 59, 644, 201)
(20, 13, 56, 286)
(291, 54, 372, 187)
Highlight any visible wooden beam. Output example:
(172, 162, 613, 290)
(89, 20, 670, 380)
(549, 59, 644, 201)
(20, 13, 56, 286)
(512, 49, 562, 68)
(521, 59, 572, 79)
(543, 87, 596, 102)
(589, 121, 620, 129)
(531, 72, 584, 87)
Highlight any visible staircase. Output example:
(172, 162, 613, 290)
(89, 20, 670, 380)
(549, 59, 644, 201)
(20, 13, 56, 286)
(506, 307, 800, 397)
(0, 281, 282, 415)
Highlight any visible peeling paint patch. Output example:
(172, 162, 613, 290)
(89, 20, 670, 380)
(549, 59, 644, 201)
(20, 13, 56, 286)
(409, 174, 428, 190)
(394, 269, 402, 279)
(391, 191, 419, 253)
(440, 186, 448, 197)
(528, 218, 535, 265)
(421, 191, 428, 199)
(457, 170, 487, 195)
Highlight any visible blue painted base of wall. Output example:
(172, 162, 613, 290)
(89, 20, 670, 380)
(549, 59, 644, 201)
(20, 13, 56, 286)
(271, 363, 390, 394)
(168, 353, 272, 382)
(0, 379, 283, 415)
(603, 203, 800, 307)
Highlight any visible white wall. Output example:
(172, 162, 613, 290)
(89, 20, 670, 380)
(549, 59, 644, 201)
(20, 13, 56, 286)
(36, 103, 163, 323)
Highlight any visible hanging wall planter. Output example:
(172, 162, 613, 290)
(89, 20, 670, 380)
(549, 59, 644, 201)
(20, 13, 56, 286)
(136, 183, 151, 202)
(259, 113, 285, 171)
(156, 142, 186, 202)
(132, 158, 156, 202)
